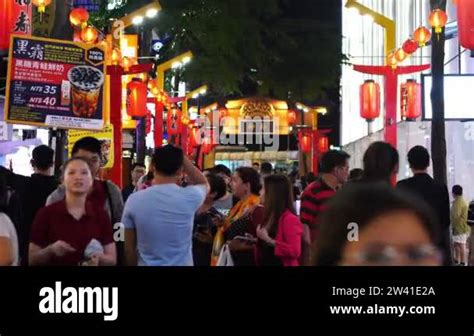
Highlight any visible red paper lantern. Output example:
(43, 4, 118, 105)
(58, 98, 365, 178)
(402, 39, 419, 54)
(394, 48, 407, 63)
(413, 27, 431, 47)
(81, 26, 98, 44)
(400, 79, 421, 121)
(318, 136, 329, 154)
(457, 0, 474, 49)
(287, 110, 297, 125)
(32, 0, 52, 13)
(126, 78, 147, 118)
(429, 9, 448, 34)
(167, 106, 182, 135)
(69, 8, 89, 27)
(360, 80, 381, 122)
(299, 132, 312, 154)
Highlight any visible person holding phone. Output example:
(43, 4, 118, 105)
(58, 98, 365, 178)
(211, 167, 263, 266)
(256, 174, 303, 266)
(29, 157, 116, 266)
(193, 174, 227, 266)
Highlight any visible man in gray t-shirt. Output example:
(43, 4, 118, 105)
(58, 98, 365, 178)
(122, 146, 209, 266)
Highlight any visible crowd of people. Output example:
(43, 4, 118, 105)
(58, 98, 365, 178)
(0, 137, 473, 266)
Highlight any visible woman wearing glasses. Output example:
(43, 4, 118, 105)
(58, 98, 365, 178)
(314, 182, 442, 266)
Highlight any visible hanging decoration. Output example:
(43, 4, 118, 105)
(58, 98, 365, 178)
(69, 8, 89, 28)
(455, 0, 474, 49)
(360, 80, 381, 122)
(413, 26, 431, 47)
(400, 79, 421, 121)
(167, 106, 183, 135)
(126, 78, 148, 118)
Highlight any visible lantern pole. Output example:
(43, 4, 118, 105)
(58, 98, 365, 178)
(312, 129, 331, 176)
(353, 64, 430, 148)
(107, 63, 153, 188)
(296, 102, 327, 174)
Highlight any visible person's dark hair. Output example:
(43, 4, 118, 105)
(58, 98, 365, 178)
(407, 146, 430, 171)
(314, 182, 440, 266)
(132, 163, 146, 171)
(253, 162, 260, 168)
(288, 170, 298, 183)
(212, 164, 231, 177)
(71, 136, 101, 156)
(306, 172, 317, 184)
(31, 145, 54, 170)
(207, 174, 227, 201)
(320, 150, 350, 174)
(260, 162, 273, 175)
(348, 168, 364, 181)
(236, 167, 262, 196)
(263, 174, 296, 237)
(452, 185, 463, 196)
(363, 142, 399, 183)
(152, 145, 184, 177)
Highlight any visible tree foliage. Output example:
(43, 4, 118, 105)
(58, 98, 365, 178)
(92, 0, 343, 101)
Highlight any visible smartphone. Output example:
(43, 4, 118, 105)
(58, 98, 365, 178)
(233, 235, 257, 243)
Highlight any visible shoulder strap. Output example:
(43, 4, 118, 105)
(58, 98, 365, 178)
(103, 180, 116, 223)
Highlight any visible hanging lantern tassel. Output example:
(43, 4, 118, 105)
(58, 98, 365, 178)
(33, 0, 52, 22)
(386, 51, 398, 70)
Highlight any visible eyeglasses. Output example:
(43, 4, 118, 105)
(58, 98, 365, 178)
(350, 243, 442, 266)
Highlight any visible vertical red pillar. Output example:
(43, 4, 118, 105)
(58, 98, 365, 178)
(108, 66, 123, 188)
(154, 100, 163, 148)
(181, 125, 188, 154)
(312, 130, 319, 175)
(384, 72, 398, 148)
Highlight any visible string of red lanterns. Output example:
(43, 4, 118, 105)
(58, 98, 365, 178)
(384, 8, 446, 70)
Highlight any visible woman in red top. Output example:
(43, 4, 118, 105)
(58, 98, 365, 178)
(29, 157, 116, 266)
(256, 174, 303, 266)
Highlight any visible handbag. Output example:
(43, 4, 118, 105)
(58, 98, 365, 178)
(216, 244, 234, 266)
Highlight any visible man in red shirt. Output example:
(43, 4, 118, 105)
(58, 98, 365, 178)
(300, 150, 350, 263)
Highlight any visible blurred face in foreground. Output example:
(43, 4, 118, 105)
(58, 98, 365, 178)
(64, 160, 93, 196)
(340, 211, 441, 266)
(74, 149, 101, 177)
